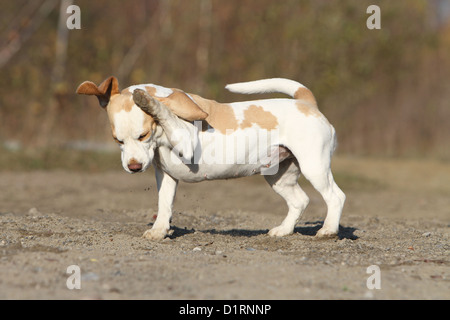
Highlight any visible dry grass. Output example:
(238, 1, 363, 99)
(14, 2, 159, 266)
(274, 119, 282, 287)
(0, 147, 121, 172)
(332, 155, 450, 194)
(2, 147, 449, 199)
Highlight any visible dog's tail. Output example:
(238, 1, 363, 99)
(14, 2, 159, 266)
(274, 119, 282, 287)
(225, 78, 316, 105)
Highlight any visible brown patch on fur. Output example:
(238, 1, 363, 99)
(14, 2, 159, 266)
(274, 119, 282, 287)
(144, 86, 156, 96)
(296, 101, 321, 117)
(157, 89, 208, 121)
(142, 113, 155, 137)
(121, 88, 132, 95)
(188, 96, 279, 133)
(189, 94, 239, 134)
(294, 87, 317, 106)
(240, 105, 278, 130)
(107, 91, 134, 115)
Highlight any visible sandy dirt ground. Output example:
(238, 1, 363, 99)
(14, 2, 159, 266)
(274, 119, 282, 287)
(0, 156, 449, 300)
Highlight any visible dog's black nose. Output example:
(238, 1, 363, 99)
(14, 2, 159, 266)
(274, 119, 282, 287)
(128, 162, 143, 172)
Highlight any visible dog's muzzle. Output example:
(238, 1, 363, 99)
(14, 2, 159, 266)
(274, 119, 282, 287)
(128, 162, 143, 173)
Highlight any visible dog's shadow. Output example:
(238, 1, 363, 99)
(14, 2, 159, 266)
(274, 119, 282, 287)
(293, 221, 358, 240)
(165, 220, 358, 240)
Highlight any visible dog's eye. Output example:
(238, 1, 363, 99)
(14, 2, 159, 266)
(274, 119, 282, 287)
(138, 132, 150, 141)
(113, 136, 124, 144)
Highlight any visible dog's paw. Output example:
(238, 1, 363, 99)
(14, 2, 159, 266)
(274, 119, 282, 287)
(142, 227, 168, 241)
(315, 227, 338, 239)
(133, 89, 159, 115)
(268, 225, 293, 237)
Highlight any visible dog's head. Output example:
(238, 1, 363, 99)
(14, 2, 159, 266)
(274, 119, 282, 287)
(76, 76, 207, 173)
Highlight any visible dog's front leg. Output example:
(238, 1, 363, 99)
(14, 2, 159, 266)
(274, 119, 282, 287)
(143, 167, 178, 240)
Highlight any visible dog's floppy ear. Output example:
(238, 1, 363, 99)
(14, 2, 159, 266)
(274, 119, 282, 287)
(76, 76, 120, 108)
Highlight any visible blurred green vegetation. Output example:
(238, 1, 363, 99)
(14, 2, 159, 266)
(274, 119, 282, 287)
(0, 146, 121, 172)
(1, 0, 449, 168)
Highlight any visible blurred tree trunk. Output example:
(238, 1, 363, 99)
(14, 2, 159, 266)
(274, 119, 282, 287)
(117, 27, 153, 82)
(196, 0, 212, 93)
(51, 0, 72, 85)
(117, 1, 166, 83)
(36, 0, 72, 147)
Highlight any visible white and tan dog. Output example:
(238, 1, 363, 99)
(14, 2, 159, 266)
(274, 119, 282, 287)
(76, 77, 345, 240)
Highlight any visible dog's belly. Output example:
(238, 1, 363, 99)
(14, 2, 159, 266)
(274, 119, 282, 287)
(161, 162, 263, 182)
(155, 145, 292, 182)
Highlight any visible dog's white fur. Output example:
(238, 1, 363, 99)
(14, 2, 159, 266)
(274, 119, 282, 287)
(77, 77, 345, 240)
